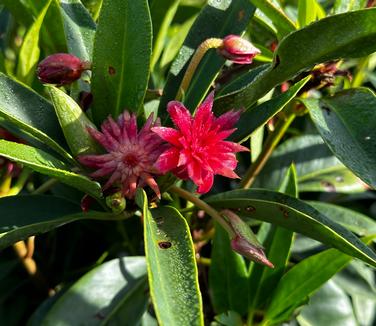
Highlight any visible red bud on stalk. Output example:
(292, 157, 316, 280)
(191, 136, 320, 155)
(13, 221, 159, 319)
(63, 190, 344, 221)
(218, 35, 261, 64)
(37, 53, 91, 86)
(222, 209, 274, 268)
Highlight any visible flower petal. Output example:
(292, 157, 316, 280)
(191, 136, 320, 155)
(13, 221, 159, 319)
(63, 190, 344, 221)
(151, 127, 182, 147)
(167, 101, 192, 136)
(155, 147, 180, 172)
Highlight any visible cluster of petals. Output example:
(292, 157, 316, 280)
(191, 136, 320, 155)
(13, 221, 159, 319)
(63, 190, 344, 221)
(78, 112, 167, 199)
(152, 92, 248, 194)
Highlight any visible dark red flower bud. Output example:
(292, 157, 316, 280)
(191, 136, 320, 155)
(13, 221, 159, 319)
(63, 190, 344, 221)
(218, 35, 261, 64)
(37, 53, 90, 86)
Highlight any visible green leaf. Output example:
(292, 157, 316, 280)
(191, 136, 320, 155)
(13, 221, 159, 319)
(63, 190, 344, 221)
(333, 0, 368, 14)
(296, 280, 358, 326)
(36, 257, 148, 325)
(206, 189, 376, 267)
(159, 0, 255, 119)
(91, 0, 152, 124)
(230, 76, 310, 142)
(47, 86, 100, 156)
(255, 134, 365, 193)
(60, 0, 96, 61)
(60, 0, 96, 95)
(264, 242, 371, 325)
(215, 8, 376, 110)
(160, 15, 196, 68)
(140, 190, 204, 326)
(214, 311, 243, 326)
(16, 0, 51, 85)
(209, 223, 249, 315)
(307, 202, 376, 237)
(303, 88, 376, 189)
(298, 0, 319, 28)
(0, 195, 82, 250)
(248, 166, 296, 315)
(0, 140, 102, 198)
(249, 0, 296, 37)
(150, 0, 181, 70)
(0, 73, 74, 164)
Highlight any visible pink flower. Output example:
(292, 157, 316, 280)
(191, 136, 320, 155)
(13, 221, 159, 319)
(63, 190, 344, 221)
(37, 53, 90, 85)
(218, 35, 260, 64)
(152, 92, 248, 194)
(78, 112, 167, 199)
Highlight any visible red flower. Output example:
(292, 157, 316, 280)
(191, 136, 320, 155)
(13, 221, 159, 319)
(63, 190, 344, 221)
(152, 92, 248, 194)
(218, 35, 260, 64)
(79, 112, 167, 199)
(37, 53, 90, 86)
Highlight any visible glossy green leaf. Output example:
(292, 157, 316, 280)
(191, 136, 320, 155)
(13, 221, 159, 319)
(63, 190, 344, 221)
(91, 0, 152, 124)
(16, 0, 51, 84)
(248, 166, 296, 315)
(209, 223, 248, 315)
(249, 0, 296, 37)
(263, 245, 366, 324)
(214, 311, 243, 326)
(0, 195, 103, 250)
(150, 0, 181, 69)
(0, 73, 74, 163)
(60, 0, 96, 61)
(0, 140, 101, 198)
(296, 280, 358, 326)
(24, 0, 68, 53)
(47, 86, 100, 156)
(215, 8, 376, 110)
(255, 134, 365, 193)
(298, 0, 320, 28)
(160, 15, 196, 68)
(303, 88, 376, 189)
(37, 257, 148, 325)
(140, 190, 204, 326)
(230, 76, 310, 142)
(159, 0, 255, 119)
(206, 189, 376, 267)
(307, 201, 376, 237)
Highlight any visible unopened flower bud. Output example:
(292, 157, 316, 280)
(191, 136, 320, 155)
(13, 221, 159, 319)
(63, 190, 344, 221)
(106, 192, 126, 214)
(218, 35, 261, 64)
(37, 53, 91, 85)
(222, 209, 274, 268)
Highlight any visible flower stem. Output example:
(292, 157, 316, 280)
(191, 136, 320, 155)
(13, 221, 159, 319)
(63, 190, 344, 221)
(241, 110, 296, 188)
(169, 185, 235, 237)
(176, 38, 223, 101)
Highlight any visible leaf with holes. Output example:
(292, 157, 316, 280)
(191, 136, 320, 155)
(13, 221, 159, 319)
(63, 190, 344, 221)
(139, 190, 204, 326)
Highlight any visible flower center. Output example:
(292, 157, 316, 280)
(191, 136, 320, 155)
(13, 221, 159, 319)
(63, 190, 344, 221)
(123, 153, 139, 167)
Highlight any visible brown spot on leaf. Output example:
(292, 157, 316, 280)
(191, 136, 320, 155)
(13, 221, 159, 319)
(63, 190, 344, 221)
(108, 66, 116, 75)
(238, 9, 245, 21)
(158, 241, 172, 249)
(321, 180, 336, 192)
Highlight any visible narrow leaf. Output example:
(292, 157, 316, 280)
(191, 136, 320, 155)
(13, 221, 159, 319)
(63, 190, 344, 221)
(16, 0, 51, 84)
(209, 223, 249, 315)
(91, 0, 152, 124)
(0, 73, 73, 164)
(206, 189, 376, 267)
(230, 76, 310, 142)
(37, 257, 148, 325)
(0, 140, 101, 198)
(141, 190, 204, 326)
(47, 86, 100, 156)
(249, 0, 296, 37)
